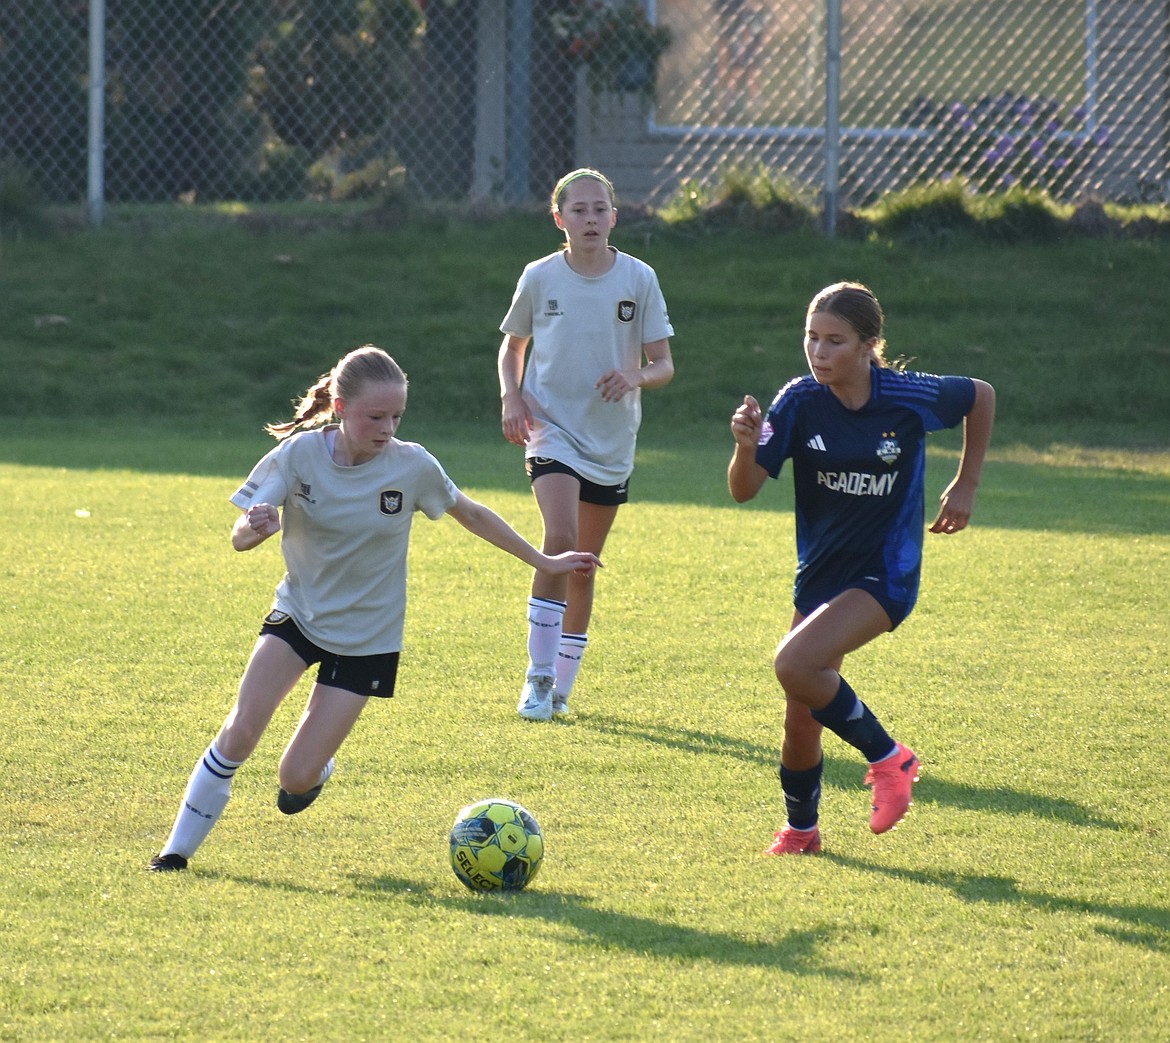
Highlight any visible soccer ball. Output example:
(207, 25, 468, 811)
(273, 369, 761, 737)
(449, 798, 544, 892)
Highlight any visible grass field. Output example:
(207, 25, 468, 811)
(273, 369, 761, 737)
(2, 211, 1169, 1039)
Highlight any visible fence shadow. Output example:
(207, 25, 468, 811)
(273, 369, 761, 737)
(4, 418, 1168, 537)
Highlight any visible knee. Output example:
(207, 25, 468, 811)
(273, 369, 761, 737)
(278, 758, 320, 795)
(541, 525, 578, 555)
(773, 644, 813, 695)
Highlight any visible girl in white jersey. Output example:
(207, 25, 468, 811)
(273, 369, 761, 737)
(498, 168, 675, 721)
(148, 346, 599, 872)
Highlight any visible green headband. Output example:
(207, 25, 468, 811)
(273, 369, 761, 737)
(552, 169, 615, 209)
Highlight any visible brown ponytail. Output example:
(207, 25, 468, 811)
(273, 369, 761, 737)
(265, 345, 408, 439)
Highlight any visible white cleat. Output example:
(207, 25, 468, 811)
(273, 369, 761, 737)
(517, 675, 555, 721)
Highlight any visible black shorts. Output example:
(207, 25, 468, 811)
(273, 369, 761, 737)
(260, 611, 399, 698)
(525, 457, 629, 507)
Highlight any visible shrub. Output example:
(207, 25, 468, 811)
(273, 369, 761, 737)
(551, 0, 672, 97)
(859, 179, 984, 242)
(902, 92, 1108, 201)
(248, 0, 423, 156)
(659, 165, 817, 233)
(976, 187, 1069, 242)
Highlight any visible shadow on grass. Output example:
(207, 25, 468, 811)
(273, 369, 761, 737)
(5, 419, 1169, 535)
(348, 874, 868, 977)
(822, 853, 1170, 953)
(583, 712, 1126, 831)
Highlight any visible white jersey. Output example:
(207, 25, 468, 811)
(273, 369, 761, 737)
(230, 428, 459, 656)
(500, 248, 674, 485)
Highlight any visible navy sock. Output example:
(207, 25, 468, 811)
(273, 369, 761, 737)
(810, 678, 897, 764)
(780, 758, 823, 831)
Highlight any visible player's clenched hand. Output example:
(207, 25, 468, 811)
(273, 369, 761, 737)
(730, 394, 763, 448)
(929, 478, 975, 534)
(595, 368, 641, 402)
(246, 503, 281, 537)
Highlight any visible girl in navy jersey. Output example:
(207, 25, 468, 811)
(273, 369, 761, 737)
(148, 346, 599, 872)
(728, 282, 995, 854)
(498, 168, 674, 721)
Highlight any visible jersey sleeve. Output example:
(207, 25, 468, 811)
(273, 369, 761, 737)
(638, 266, 674, 344)
(755, 378, 803, 478)
(413, 449, 461, 520)
(230, 441, 289, 510)
(499, 263, 536, 338)
(929, 375, 976, 430)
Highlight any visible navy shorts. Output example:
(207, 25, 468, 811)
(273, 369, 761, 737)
(525, 457, 629, 507)
(795, 579, 914, 631)
(260, 611, 399, 698)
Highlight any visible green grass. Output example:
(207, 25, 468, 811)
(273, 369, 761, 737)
(3, 211, 1170, 1039)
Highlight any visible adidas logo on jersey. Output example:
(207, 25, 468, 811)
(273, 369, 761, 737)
(806, 434, 827, 451)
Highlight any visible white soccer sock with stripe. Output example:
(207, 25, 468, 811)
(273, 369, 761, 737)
(526, 596, 566, 679)
(555, 632, 588, 696)
(160, 741, 244, 860)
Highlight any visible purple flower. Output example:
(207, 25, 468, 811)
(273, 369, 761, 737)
(1072, 105, 1087, 122)
(1029, 138, 1045, 155)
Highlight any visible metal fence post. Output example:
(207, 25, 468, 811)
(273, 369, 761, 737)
(505, 0, 533, 203)
(823, 0, 841, 236)
(87, 0, 106, 226)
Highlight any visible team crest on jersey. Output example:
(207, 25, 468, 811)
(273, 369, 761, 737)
(380, 490, 403, 515)
(544, 299, 563, 317)
(617, 300, 636, 323)
(295, 481, 316, 504)
(876, 432, 901, 466)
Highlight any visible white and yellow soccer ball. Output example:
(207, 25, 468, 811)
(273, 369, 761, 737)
(449, 798, 544, 892)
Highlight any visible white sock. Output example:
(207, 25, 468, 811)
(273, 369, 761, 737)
(160, 741, 244, 860)
(526, 597, 566, 679)
(555, 633, 588, 695)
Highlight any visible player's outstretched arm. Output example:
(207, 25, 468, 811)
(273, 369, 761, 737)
(447, 492, 600, 575)
(930, 378, 996, 534)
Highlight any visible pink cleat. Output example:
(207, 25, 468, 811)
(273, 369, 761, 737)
(865, 743, 920, 833)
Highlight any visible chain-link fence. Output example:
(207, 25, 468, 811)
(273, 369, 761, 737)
(1, 0, 1166, 222)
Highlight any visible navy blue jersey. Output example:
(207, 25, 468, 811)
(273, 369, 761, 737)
(756, 365, 975, 614)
